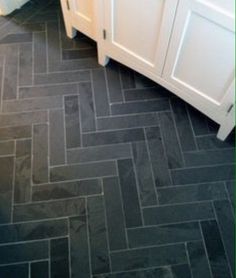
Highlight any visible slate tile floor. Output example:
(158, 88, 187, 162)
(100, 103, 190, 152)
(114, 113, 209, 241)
(0, 1, 235, 277)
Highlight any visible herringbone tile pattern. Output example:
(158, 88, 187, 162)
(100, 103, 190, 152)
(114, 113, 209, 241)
(0, 1, 234, 278)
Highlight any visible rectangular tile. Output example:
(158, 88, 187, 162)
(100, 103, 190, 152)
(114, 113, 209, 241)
(92, 68, 110, 117)
(119, 64, 135, 89)
(64, 95, 81, 148)
(197, 134, 235, 150)
(110, 244, 187, 272)
(33, 32, 47, 73)
(31, 261, 49, 278)
(128, 222, 201, 248)
(62, 48, 97, 60)
(88, 196, 110, 274)
(188, 107, 210, 136)
(50, 238, 70, 278)
(143, 202, 214, 225)
(118, 159, 142, 228)
(19, 43, 33, 86)
(79, 82, 96, 132)
(103, 177, 127, 251)
(171, 164, 235, 185)
(124, 87, 169, 102)
(13, 197, 85, 222)
(145, 127, 172, 187)
(33, 124, 49, 184)
(49, 109, 66, 165)
(83, 128, 145, 147)
(50, 161, 117, 182)
(133, 72, 157, 88)
(0, 32, 32, 44)
(187, 241, 212, 278)
(19, 84, 77, 99)
(157, 182, 227, 205)
(14, 139, 31, 203)
(0, 219, 68, 244)
(97, 113, 159, 131)
(32, 179, 102, 201)
(0, 264, 29, 278)
(159, 112, 184, 169)
(111, 99, 170, 115)
(0, 125, 31, 140)
(0, 141, 14, 155)
(0, 241, 48, 265)
(67, 143, 131, 164)
(70, 216, 90, 278)
(0, 157, 14, 224)
(225, 180, 235, 210)
(201, 220, 231, 278)
(3, 96, 63, 113)
(132, 141, 157, 206)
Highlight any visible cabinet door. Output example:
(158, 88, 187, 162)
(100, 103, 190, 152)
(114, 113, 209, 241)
(68, 0, 95, 40)
(102, 0, 178, 77)
(163, 0, 235, 124)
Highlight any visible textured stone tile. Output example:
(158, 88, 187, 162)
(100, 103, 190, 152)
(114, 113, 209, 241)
(70, 216, 90, 278)
(67, 143, 131, 164)
(0, 140, 14, 155)
(188, 107, 210, 136)
(50, 161, 117, 182)
(50, 238, 70, 278)
(128, 222, 201, 248)
(0, 156, 14, 224)
(0, 219, 68, 244)
(33, 31, 47, 73)
(88, 196, 110, 274)
(97, 113, 159, 131)
(134, 72, 157, 88)
(143, 202, 214, 226)
(83, 128, 145, 147)
(103, 177, 127, 251)
(118, 159, 142, 228)
(13, 197, 85, 222)
(0, 241, 48, 264)
(0, 125, 31, 140)
(62, 48, 97, 59)
(14, 139, 31, 203)
(119, 64, 135, 89)
(201, 220, 231, 278)
(32, 179, 102, 201)
(187, 241, 212, 278)
(19, 43, 33, 86)
(0, 264, 29, 278)
(33, 124, 48, 184)
(110, 244, 187, 272)
(197, 134, 235, 150)
(225, 180, 235, 210)
(31, 261, 49, 278)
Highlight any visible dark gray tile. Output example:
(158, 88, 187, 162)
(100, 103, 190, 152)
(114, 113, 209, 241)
(197, 134, 235, 150)
(0, 264, 29, 278)
(171, 98, 197, 151)
(50, 237, 70, 278)
(128, 222, 201, 248)
(67, 144, 131, 164)
(19, 43, 33, 86)
(83, 128, 145, 147)
(31, 261, 49, 278)
(70, 216, 90, 278)
(145, 127, 172, 187)
(187, 241, 212, 278)
(143, 202, 214, 225)
(22, 23, 45, 32)
(50, 161, 117, 182)
(33, 124, 49, 184)
(111, 99, 170, 115)
(188, 107, 210, 136)
(118, 159, 142, 228)
(62, 48, 97, 59)
(64, 95, 81, 148)
(88, 196, 110, 274)
(79, 82, 96, 132)
(0, 125, 31, 140)
(171, 264, 192, 278)
(32, 179, 102, 201)
(157, 182, 227, 205)
(225, 181, 235, 210)
(92, 68, 110, 117)
(14, 139, 31, 203)
(159, 112, 184, 169)
(19, 84, 77, 99)
(132, 141, 157, 206)
(97, 113, 159, 131)
(103, 177, 127, 251)
(49, 109, 66, 165)
(119, 65, 135, 89)
(0, 140, 14, 155)
(201, 220, 231, 278)
(214, 200, 234, 275)
(33, 31, 47, 73)
(13, 197, 85, 222)
(0, 241, 48, 264)
(134, 72, 157, 89)
(0, 219, 68, 244)
(124, 87, 169, 102)
(0, 156, 14, 224)
(171, 164, 235, 185)
(110, 244, 187, 272)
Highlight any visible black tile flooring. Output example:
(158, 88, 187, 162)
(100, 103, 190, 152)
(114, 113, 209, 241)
(0, 1, 235, 277)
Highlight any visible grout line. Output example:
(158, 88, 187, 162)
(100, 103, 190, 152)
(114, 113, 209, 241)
(10, 140, 16, 223)
(67, 218, 72, 278)
(0, 55, 6, 113)
(16, 44, 20, 100)
(224, 181, 235, 216)
(90, 69, 98, 131)
(85, 197, 93, 278)
(185, 242, 194, 278)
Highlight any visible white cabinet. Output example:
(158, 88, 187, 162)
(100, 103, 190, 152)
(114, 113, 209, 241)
(60, 0, 235, 140)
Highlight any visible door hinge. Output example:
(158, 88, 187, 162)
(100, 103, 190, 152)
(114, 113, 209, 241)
(103, 29, 107, 40)
(66, 0, 70, 10)
(227, 104, 234, 114)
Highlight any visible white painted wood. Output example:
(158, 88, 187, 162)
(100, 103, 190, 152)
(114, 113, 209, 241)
(0, 0, 29, 15)
(102, 0, 178, 77)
